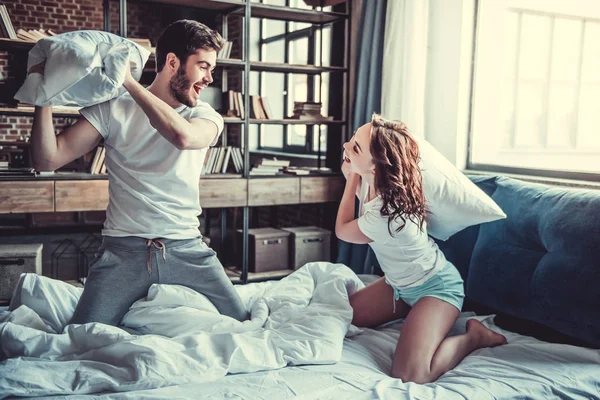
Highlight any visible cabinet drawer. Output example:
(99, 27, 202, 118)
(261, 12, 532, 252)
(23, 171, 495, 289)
(248, 178, 300, 206)
(300, 176, 345, 203)
(0, 181, 54, 213)
(55, 180, 109, 212)
(200, 178, 247, 208)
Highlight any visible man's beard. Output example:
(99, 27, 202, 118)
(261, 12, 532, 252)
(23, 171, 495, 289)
(169, 65, 195, 107)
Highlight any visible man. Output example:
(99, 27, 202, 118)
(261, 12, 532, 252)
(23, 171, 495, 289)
(30, 20, 248, 327)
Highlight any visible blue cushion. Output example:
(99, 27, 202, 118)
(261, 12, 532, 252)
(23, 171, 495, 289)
(467, 177, 600, 346)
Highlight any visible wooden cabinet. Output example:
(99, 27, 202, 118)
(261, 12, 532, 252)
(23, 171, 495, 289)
(55, 180, 109, 212)
(0, 182, 54, 213)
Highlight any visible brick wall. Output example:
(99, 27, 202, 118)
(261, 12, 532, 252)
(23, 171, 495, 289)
(0, 0, 241, 141)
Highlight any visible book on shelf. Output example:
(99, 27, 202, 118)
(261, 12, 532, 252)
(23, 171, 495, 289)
(223, 90, 245, 119)
(217, 41, 233, 59)
(14, 27, 56, 43)
(250, 96, 272, 120)
(89, 145, 106, 175)
(248, 157, 290, 176)
(0, 5, 16, 40)
(283, 166, 333, 176)
(201, 146, 243, 175)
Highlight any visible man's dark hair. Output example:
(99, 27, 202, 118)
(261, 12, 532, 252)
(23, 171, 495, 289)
(155, 20, 224, 72)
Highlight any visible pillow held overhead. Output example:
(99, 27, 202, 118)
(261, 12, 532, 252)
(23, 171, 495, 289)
(14, 30, 151, 107)
(415, 137, 506, 240)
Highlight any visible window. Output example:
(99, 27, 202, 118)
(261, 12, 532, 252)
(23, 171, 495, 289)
(470, 0, 600, 179)
(248, 0, 331, 156)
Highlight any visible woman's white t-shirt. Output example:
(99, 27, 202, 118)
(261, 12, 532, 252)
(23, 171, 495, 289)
(357, 180, 447, 288)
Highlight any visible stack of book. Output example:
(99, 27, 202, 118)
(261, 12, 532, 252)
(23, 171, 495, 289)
(249, 158, 290, 176)
(290, 101, 332, 121)
(217, 41, 233, 59)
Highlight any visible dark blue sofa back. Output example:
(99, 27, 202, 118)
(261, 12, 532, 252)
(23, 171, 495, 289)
(440, 176, 600, 347)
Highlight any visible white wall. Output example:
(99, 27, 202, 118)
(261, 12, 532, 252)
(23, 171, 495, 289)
(424, 0, 476, 169)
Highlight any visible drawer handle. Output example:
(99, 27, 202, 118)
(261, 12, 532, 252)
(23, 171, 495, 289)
(303, 238, 324, 243)
(0, 258, 25, 266)
(262, 239, 282, 245)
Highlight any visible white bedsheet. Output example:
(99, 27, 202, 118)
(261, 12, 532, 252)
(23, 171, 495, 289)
(1, 263, 599, 399)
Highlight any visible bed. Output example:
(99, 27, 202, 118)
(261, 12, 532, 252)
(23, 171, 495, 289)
(1, 263, 599, 399)
(1, 175, 599, 399)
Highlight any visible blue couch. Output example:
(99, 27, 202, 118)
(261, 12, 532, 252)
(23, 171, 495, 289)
(341, 175, 600, 348)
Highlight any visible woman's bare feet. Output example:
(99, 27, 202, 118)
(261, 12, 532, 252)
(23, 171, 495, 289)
(466, 318, 508, 349)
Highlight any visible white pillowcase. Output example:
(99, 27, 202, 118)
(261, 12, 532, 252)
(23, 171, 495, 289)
(416, 137, 506, 240)
(15, 30, 150, 107)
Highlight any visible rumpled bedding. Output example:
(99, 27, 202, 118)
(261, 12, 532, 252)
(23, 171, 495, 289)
(0, 262, 362, 398)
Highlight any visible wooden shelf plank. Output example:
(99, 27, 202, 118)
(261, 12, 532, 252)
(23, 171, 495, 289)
(145, 55, 245, 71)
(235, 3, 347, 24)
(249, 118, 344, 125)
(250, 60, 346, 74)
(0, 181, 54, 213)
(0, 106, 80, 117)
(0, 38, 35, 51)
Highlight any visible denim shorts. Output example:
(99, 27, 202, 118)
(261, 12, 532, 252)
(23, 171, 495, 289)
(387, 262, 465, 311)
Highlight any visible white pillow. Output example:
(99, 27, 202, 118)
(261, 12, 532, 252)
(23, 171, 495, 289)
(416, 137, 506, 240)
(14, 30, 150, 107)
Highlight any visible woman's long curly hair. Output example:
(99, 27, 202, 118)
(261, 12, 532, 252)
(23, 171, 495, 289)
(369, 114, 427, 235)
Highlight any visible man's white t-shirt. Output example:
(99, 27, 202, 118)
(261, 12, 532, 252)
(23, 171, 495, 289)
(357, 180, 447, 288)
(80, 93, 223, 239)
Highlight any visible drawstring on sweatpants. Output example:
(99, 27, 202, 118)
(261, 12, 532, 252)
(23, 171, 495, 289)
(146, 239, 166, 274)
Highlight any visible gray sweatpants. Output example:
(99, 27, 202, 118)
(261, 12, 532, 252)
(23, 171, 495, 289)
(70, 236, 248, 326)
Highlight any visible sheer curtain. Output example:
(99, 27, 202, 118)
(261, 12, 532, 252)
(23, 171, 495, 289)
(336, 0, 388, 275)
(381, 0, 429, 138)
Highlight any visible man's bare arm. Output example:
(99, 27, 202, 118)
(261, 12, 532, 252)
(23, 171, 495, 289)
(123, 75, 218, 150)
(31, 108, 103, 171)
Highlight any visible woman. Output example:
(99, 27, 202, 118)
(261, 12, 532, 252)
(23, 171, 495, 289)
(336, 114, 506, 383)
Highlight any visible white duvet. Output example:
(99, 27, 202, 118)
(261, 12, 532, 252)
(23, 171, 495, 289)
(0, 262, 363, 398)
